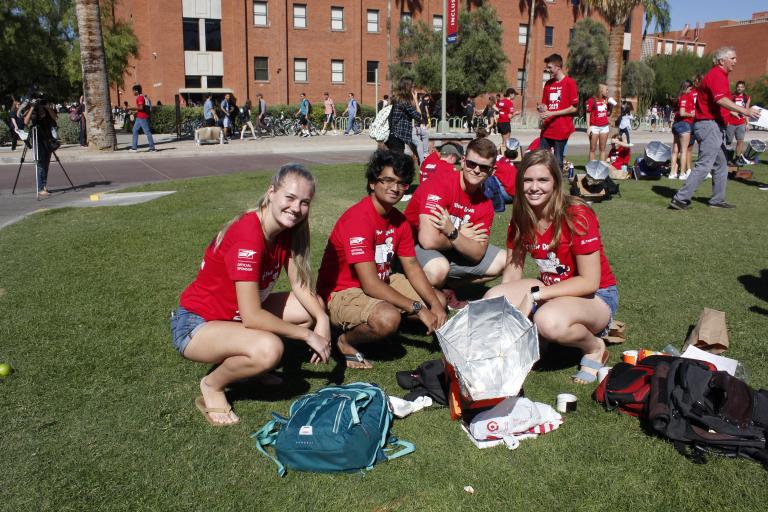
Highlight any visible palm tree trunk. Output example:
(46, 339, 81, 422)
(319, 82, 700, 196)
(75, 0, 116, 151)
(605, 23, 624, 127)
(520, 0, 536, 117)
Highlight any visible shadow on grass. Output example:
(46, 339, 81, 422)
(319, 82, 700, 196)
(732, 176, 767, 188)
(738, 269, 768, 316)
(651, 184, 712, 205)
(532, 343, 583, 372)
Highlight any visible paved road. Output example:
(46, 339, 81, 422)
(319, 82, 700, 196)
(2, 129, 766, 230)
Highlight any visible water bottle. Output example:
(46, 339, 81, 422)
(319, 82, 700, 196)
(662, 344, 682, 357)
(568, 162, 575, 180)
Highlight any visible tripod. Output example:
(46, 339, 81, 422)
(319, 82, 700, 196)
(12, 128, 77, 200)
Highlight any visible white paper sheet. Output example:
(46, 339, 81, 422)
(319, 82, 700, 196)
(748, 106, 768, 129)
(680, 345, 738, 376)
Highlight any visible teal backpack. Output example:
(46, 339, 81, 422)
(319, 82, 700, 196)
(251, 382, 415, 477)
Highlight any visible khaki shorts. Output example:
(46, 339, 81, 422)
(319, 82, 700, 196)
(328, 274, 421, 331)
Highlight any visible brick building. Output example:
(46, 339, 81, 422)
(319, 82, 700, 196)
(645, 11, 768, 84)
(113, 0, 644, 113)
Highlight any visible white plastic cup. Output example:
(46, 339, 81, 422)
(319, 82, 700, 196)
(607, 97, 618, 106)
(556, 393, 577, 413)
(598, 366, 612, 383)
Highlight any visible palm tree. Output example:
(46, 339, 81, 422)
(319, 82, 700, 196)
(75, 0, 116, 150)
(519, 0, 549, 116)
(585, 1, 670, 124)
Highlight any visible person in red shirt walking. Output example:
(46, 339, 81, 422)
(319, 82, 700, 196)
(485, 150, 618, 384)
(586, 84, 611, 162)
(670, 47, 759, 210)
(495, 88, 518, 149)
(726, 81, 751, 165)
(129, 84, 156, 152)
(317, 150, 447, 369)
(171, 165, 331, 426)
(670, 80, 696, 180)
(537, 54, 579, 169)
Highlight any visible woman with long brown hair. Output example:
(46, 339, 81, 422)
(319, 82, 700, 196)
(171, 164, 331, 426)
(485, 150, 618, 384)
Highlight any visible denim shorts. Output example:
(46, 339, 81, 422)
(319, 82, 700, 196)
(672, 121, 691, 135)
(170, 306, 206, 355)
(594, 285, 619, 338)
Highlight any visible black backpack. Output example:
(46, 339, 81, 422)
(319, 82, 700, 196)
(647, 358, 768, 467)
(396, 359, 449, 405)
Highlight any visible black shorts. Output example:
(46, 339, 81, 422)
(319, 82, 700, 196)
(324, 114, 334, 123)
(299, 114, 308, 125)
(497, 122, 511, 135)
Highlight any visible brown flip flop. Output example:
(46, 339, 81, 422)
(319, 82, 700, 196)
(195, 396, 239, 427)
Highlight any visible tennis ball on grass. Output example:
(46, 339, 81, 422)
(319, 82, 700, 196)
(0, 363, 12, 378)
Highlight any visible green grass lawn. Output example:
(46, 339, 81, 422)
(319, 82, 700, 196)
(1, 160, 768, 511)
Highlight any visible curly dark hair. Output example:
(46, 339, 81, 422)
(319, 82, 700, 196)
(365, 149, 414, 193)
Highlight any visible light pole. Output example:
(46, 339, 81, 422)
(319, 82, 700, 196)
(439, 0, 448, 133)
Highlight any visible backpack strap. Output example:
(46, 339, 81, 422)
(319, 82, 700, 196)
(382, 437, 415, 461)
(250, 414, 288, 477)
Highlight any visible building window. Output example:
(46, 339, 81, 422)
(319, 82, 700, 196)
(183, 18, 199, 51)
(367, 10, 379, 32)
(433, 15, 443, 32)
(366, 61, 379, 83)
(544, 26, 554, 47)
(569, 28, 574, 41)
(254, 57, 269, 81)
(664, 41, 672, 55)
(253, 2, 267, 26)
(518, 24, 528, 44)
(400, 12, 412, 35)
(293, 4, 306, 28)
(208, 76, 223, 88)
(331, 60, 344, 83)
(205, 19, 221, 51)
(185, 75, 202, 88)
(696, 45, 704, 57)
(517, 69, 526, 91)
(331, 6, 343, 31)
(294, 58, 307, 82)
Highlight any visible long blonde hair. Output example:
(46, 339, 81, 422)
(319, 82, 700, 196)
(214, 164, 316, 289)
(510, 150, 589, 261)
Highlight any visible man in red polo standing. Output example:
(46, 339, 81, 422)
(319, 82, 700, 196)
(537, 53, 578, 169)
(670, 47, 759, 210)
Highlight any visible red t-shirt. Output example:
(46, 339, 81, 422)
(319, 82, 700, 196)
(506, 205, 616, 288)
(316, 196, 416, 302)
(496, 98, 514, 123)
(179, 212, 291, 321)
(404, 169, 495, 240)
(586, 97, 609, 127)
(678, 92, 695, 125)
(419, 152, 456, 183)
(527, 137, 541, 152)
(728, 93, 750, 126)
(695, 66, 730, 125)
(608, 145, 630, 170)
(494, 156, 517, 196)
(540, 76, 578, 140)
(136, 94, 149, 120)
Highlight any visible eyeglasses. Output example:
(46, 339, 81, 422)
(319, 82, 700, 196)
(464, 159, 494, 175)
(376, 177, 411, 190)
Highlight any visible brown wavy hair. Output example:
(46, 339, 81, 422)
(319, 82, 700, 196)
(509, 150, 590, 261)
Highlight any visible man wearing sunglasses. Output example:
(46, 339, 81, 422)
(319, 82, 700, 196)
(404, 137, 506, 293)
(317, 150, 447, 369)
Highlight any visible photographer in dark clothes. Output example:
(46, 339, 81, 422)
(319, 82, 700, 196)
(22, 93, 58, 196)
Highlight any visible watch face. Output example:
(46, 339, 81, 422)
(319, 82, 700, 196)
(413, 301, 423, 312)
(531, 286, 540, 294)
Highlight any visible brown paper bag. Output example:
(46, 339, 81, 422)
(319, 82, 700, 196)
(683, 308, 729, 354)
(603, 320, 626, 345)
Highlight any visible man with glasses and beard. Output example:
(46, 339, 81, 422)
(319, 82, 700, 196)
(403, 137, 507, 298)
(317, 150, 446, 369)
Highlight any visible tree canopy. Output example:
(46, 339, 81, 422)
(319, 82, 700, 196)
(0, 0, 137, 104)
(390, 5, 508, 96)
(647, 52, 710, 105)
(567, 19, 609, 105)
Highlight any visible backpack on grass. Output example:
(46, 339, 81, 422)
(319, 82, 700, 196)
(595, 355, 768, 468)
(369, 104, 392, 142)
(251, 382, 415, 477)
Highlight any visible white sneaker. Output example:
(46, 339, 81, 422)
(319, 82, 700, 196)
(669, 173, 679, 180)
(682, 170, 691, 180)
(705, 173, 712, 179)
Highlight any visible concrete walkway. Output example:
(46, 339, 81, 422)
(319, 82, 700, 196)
(1, 128, 766, 230)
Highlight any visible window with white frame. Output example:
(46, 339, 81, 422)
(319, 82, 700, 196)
(433, 15, 443, 32)
(518, 24, 528, 44)
(544, 26, 554, 47)
(517, 69, 526, 91)
(367, 10, 378, 32)
(664, 41, 672, 55)
(331, 60, 344, 83)
(294, 58, 307, 82)
(293, 4, 306, 28)
(253, 1, 267, 26)
(331, 6, 343, 31)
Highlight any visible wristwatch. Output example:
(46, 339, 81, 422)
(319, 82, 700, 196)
(530, 286, 542, 303)
(447, 227, 459, 241)
(411, 301, 423, 314)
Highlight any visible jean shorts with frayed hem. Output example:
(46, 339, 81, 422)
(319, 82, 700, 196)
(594, 285, 619, 338)
(170, 306, 206, 355)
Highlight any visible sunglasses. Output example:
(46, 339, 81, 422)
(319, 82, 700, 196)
(464, 158, 494, 175)
(376, 177, 411, 190)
